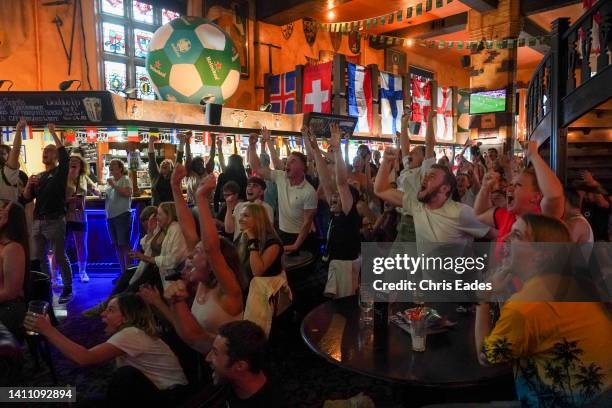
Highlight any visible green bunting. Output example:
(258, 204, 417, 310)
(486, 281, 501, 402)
(416, 4, 422, 16)
(426, 0, 432, 12)
(436, 0, 443, 8)
(407, 7, 413, 18)
(397, 10, 403, 22)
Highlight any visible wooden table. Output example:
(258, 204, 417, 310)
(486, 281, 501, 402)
(301, 296, 511, 388)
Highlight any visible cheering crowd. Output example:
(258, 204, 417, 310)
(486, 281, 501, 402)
(1, 113, 611, 406)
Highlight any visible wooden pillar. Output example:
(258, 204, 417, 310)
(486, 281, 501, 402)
(368, 63, 379, 136)
(332, 53, 347, 115)
(549, 18, 570, 184)
(295, 65, 304, 114)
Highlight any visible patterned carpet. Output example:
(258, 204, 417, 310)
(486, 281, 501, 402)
(15, 273, 515, 407)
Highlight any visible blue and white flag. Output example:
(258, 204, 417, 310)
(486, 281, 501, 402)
(380, 72, 403, 135)
(347, 63, 372, 133)
(1, 127, 13, 143)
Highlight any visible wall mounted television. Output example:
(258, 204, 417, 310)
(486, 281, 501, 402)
(469, 89, 507, 114)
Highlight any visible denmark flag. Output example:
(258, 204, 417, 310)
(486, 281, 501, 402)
(302, 61, 332, 114)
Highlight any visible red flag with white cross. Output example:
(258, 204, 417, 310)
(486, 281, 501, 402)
(302, 61, 332, 114)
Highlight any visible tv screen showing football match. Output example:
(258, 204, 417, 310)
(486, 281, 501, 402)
(469, 89, 507, 114)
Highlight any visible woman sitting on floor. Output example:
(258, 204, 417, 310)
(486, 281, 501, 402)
(25, 293, 189, 406)
(139, 169, 244, 354)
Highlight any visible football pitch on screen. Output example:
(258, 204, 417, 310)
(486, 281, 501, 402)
(471, 95, 506, 113)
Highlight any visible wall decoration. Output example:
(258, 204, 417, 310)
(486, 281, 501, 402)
(348, 31, 360, 54)
(329, 32, 342, 52)
(385, 48, 406, 75)
(146, 16, 241, 104)
(205, 0, 250, 78)
(281, 22, 294, 40)
(303, 17, 318, 46)
(456, 89, 470, 133)
(435, 86, 453, 141)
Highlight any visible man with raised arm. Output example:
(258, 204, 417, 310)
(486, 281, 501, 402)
(375, 146, 492, 244)
(23, 123, 74, 303)
(473, 140, 564, 248)
(248, 127, 317, 254)
(393, 110, 437, 242)
(0, 118, 25, 202)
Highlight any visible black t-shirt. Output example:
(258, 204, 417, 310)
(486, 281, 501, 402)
(239, 233, 283, 282)
(148, 152, 173, 206)
(33, 146, 69, 218)
(325, 201, 361, 261)
(225, 381, 283, 408)
(582, 202, 611, 241)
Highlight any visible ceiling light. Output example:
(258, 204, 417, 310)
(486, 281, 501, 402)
(327, 10, 336, 20)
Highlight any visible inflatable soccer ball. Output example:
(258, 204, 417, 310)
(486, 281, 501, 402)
(146, 16, 241, 105)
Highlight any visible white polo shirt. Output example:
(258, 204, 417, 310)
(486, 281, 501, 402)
(270, 170, 317, 234)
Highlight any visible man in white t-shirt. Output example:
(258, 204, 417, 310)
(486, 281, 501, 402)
(248, 128, 317, 253)
(0, 118, 24, 202)
(375, 148, 492, 244)
(225, 176, 274, 241)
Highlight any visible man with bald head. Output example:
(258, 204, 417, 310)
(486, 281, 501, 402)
(23, 123, 73, 304)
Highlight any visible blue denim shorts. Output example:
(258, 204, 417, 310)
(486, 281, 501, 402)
(107, 211, 132, 247)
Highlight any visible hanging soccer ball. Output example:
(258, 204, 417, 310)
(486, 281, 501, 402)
(146, 16, 241, 105)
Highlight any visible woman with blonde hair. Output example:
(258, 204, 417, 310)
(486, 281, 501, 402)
(236, 202, 283, 289)
(26, 292, 189, 405)
(475, 214, 612, 407)
(131, 202, 187, 288)
(66, 150, 99, 282)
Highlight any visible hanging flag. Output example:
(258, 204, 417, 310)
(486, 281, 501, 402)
(269, 71, 296, 114)
(436, 86, 453, 141)
(416, 3, 423, 15)
(203, 131, 211, 146)
(43, 127, 54, 142)
(107, 127, 122, 142)
(140, 131, 150, 143)
(64, 129, 76, 143)
(1, 127, 12, 143)
(410, 75, 432, 137)
(76, 130, 87, 144)
(20, 125, 33, 140)
(592, 11, 601, 55)
(96, 131, 108, 142)
(86, 127, 97, 143)
(347, 63, 373, 133)
(407, 7, 413, 19)
(380, 72, 403, 135)
(426, 0, 432, 12)
(302, 61, 332, 113)
(126, 126, 138, 142)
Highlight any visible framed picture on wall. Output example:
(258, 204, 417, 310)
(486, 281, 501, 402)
(205, 0, 250, 78)
(385, 48, 407, 75)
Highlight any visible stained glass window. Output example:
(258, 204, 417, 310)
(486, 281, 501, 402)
(99, 1, 180, 98)
(133, 28, 153, 58)
(132, 1, 154, 24)
(162, 9, 180, 25)
(135, 66, 155, 100)
(103, 22, 126, 55)
(102, 0, 124, 16)
(104, 61, 127, 93)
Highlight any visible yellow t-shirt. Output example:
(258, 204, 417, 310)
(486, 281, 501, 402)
(484, 300, 612, 407)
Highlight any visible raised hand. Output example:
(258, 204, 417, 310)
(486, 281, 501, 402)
(523, 140, 538, 162)
(138, 285, 163, 306)
(329, 122, 342, 148)
(171, 163, 187, 189)
(196, 174, 216, 200)
(383, 146, 398, 164)
(400, 112, 411, 135)
(17, 118, 28, 130)
(261, 126, 271, 144)
(482, 170, 501, 191)
(248, 132, 259, 146)
(163, 280, 189, 304)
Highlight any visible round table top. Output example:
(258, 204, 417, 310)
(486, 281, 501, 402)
(283, 250, 315, 270)
(301, 296, 511, 388)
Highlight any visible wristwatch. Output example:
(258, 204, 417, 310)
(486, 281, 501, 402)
(247, 239, 260, 252)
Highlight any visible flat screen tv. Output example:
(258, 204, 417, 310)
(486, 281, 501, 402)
(469, 89, 507, 114)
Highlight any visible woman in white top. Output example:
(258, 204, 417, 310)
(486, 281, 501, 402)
(25, 293, 189, 405)
(65, 151, 100, 283)
(105, 159, 133, 277)
(140, 167, 243, 354)
(131, 202, 187, 287)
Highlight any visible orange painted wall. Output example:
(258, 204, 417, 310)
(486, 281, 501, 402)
(0, 0, 99, 91)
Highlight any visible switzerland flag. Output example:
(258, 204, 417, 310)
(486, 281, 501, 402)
(302, 61, 332, 114)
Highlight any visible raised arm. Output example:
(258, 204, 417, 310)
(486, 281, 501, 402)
(176, 133, 186, 164)
(171, 164, 199, 251)
(205, 134, 215, 174)
(263, 127, 282, 170)
(303, 126, 333, 203)
(330, 123, 354, 214)
(473, 170, 500, 227)
(7, 118, 25, 169)
(399, 113, 411, 161)
(525, 141, 564, 218)
(195, 176, 243, 310)
(374, 147, 403, 207)
(216, 135, 226, 172)
(248, 133, 271, 180)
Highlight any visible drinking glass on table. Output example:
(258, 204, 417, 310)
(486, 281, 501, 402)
(358, 290, 374, 325)
(25, 300, 50, 336)
(410, 318, 427, 352)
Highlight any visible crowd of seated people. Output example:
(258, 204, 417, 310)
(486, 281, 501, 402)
(1, 113, 611, 407)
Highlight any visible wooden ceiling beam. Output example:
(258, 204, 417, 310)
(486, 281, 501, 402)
(521, 0, 581, 16)
(458, 0, 499, 13)
(256, 0, 352, 26)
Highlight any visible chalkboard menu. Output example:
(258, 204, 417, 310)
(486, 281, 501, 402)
(80, 143, 98, 163)
(0, 91, 117, 125)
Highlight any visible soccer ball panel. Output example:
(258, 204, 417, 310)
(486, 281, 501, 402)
(194, 24, 226, 51)
(221, 70, 240, 101)
(145, 49, 172, 88)
(149, 24, 173, 51)
(165, 30, 202, 65)
(169, 64, 204, 97)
